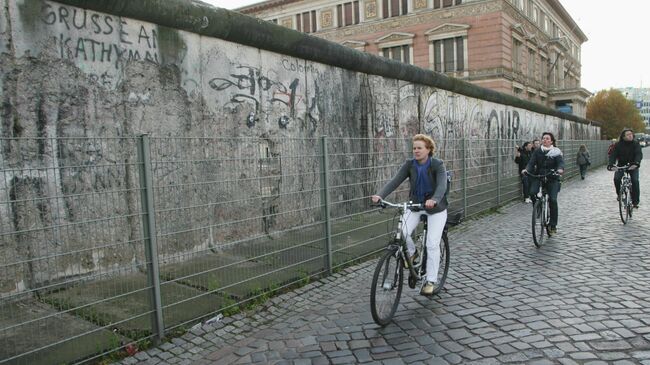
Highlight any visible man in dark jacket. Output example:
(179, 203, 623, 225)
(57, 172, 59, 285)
(608, 128, 643, 208)
(515, 142, 533, 202)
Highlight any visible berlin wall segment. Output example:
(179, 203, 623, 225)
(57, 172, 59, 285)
(0, 0, 599, 296)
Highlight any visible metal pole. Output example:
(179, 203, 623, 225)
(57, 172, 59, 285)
(319, 136, 333, 275)
(137, 134, 165, 344)
(496, 138, 501, 206)
(461, 138, 467, 214)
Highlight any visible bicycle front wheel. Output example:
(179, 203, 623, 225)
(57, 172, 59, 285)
(532, 199, 545, 247)
(370, 248, 404, 326)
(619, 186, 629, 224)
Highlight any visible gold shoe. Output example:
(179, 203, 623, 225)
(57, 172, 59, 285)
(420, 281, 435, 296)
(409, 250, 419, 265)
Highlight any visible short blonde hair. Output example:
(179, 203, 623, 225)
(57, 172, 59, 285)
(413, 134, 436, 157)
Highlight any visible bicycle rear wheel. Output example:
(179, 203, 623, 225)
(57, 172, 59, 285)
(619, 186, 629, 224)
(430, 233, 450, 295)
(370, 248, 404, 326)
(532, 199, 545, 247)
(626, 187, 633, 220)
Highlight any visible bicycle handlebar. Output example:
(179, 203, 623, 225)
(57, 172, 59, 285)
(373, 199, 423, 210)
(612, 164, 635, 171)
(526, 170, 560, 178)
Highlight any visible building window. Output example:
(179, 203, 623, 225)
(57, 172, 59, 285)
(382, 45, 411, 63)
(433, 37, 465, 72)
(514, 0, 523, 10)
(543, 15, 549, 33)
(434, 0, 462, 8)
(383, 0, 407, 18)
(533, 6, 538, 23)
(338, 1, 360, 27)
(550, 55, 560, 87)
(541, 55, 548, 86)
(296, 11, 316, 33)
(528, 49, 535, 80)
(512, 38, 521, 72)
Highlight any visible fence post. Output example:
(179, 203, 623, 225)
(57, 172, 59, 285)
(319, 136, 333, 275)
(496, 138, 501, 206)
(137, 134, 165, 345)
(461, 138, 467, 214)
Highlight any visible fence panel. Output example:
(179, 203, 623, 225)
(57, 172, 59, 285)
(0, 136, 611, 364)
(0, 137, 154, 365)
(326, 137, 412, 269)
(147, 137, 326, 334)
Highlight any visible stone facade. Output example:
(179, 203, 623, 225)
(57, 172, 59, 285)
(240, 0, 591, 118)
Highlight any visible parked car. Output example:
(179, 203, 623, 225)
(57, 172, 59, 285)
(635, 133, 647, 147)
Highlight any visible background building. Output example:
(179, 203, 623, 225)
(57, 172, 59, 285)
(239, 0, 590, 118)
(619, 87, 650, 133)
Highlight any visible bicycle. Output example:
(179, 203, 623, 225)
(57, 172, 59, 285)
(527, 170, 559, 247)
(369, 199, 462, 326)
(614, 165, 634, 224)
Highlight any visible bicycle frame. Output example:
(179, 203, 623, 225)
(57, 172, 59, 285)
(527, 170, 558, 246)
(370, 199, 460, 325)
(378, 200, 425, 281)
(614, 165, 634, 223)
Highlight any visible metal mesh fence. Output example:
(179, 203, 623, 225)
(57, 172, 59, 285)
(0, 137, 154, 365)
(0, 136, 610, 364)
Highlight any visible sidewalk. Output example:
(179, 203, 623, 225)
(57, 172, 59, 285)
(117, 165, 650, 365)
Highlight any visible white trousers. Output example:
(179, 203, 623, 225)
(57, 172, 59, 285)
(401, 209, 447, 283)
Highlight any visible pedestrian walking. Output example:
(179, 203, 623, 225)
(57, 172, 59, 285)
(515, 141, 533, 203)
(576, 144, 591, 180)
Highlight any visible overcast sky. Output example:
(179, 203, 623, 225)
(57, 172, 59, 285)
(204, 0, 650, 94)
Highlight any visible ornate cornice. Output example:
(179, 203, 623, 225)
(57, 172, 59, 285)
(341, 40, 368, 47)
(238, 0, 303, 14)
(318, 0, 501, 41)
(546, 0, 587, 42)
(425, 23, 471, 42)
(375, 32, 415, 43)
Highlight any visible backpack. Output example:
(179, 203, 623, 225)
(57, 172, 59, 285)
(607, 143, 616, 156)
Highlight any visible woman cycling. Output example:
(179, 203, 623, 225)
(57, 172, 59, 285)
(522, 132, 564, 234)
(371, 134, 448, 296)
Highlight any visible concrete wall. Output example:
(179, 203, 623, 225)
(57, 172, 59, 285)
(0, 0, 599, 295)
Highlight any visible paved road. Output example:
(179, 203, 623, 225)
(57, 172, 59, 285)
(118, 165, 650, 365)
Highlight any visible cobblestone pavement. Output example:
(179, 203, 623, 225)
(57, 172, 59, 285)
(117, 166, 650, 365)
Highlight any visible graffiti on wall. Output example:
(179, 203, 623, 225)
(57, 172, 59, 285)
(208, 59, 321, 132)
(419, 89, 597, 143)
(15, 2, 162, 88)
(40, 3, 160, 67)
